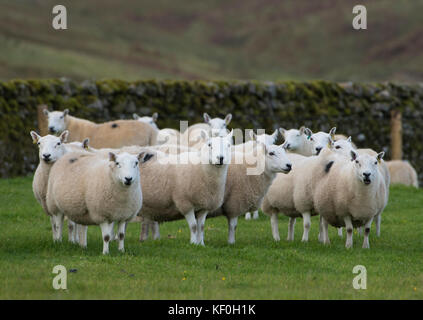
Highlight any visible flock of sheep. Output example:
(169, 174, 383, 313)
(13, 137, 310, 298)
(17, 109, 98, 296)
(30, 108, 419, 254)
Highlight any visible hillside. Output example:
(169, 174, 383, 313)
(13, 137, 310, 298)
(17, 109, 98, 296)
(0, 0, 422, 82)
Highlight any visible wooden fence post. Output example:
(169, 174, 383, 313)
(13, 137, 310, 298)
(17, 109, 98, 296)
(37, 104, 48, 136)
(390, 110, 402, 160)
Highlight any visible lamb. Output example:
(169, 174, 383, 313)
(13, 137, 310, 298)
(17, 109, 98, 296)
(44, 109, 158, 148)
(211, 135, 292, 244)
(261, 147, 334, 242)
(332, 138, 390, 236)
(133, 112, 181, 145)
(46, 150, 150, 254)
(180, 113, 232, 149)
(314, 150, 387, 248)
(136, 131, 233, 245)
(385, 160, 418, 188)
(31, 130, 87, 243)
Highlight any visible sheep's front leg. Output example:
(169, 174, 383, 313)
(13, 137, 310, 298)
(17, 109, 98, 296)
(301, 212, 311, 242)
(68, 220, 76, 243)
(287, 217, 296, 241)
(270, 213, 280, 241)
(78, 225, 88, 248)
(362, 218, 373, 249)
(100, 222, 114, 255)
(318, 215, 323, 242)
(196, 211, 208, 246)
(227, 216, 238, 245)
(139, 220, 149, 242)
(344, 216, 353, 249)
(375, 212, 381, 237)
(253, 210, 259, 219)
(117, 221, 127, 252)
(245, 212, 252, 220)
(337, 228, 343, 237)
(152, 221, 160, 240)
(184, 209, 198, 244)
(321, 216, 330, 245)
(51, 213, 64, 242)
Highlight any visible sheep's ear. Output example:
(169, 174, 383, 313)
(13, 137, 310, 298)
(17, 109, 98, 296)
(281, 141, 289, 150)
(30, 131, 41, 144)
(133, 113, 140, 120)
(203, 113, 211, 124)
(224, 113, 232, 125)
(109, 152, 117, 162)
(376, 152, 385, 162)
(327, 136, 334, 149)
(304, 128, 313, 139)
(226, 129, 234, 143)
(82, 138, 90, 150)
(329, 127, 337, 139)
(347, 136, 352, 142)
(152, 113, 158, 122)
(299, 126, 306, 135)
(59, 130, 69, 143)
(279, 128, 286, 138)
(63, 109, 69, 117)
(43, 109, 49, 116)
(350, 150, 358, 161)
(200, 129, 209, 141)
(249, 130, 257, 141)
(271, 129, 279, 142)
(138, 152, 154, 163)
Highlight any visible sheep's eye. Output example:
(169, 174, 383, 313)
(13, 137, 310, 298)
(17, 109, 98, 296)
(374, 161, 378, 165)
(60, 116, 64, 119)
(355, 160, 359, 164)
(135, 162, 139, 166)
(335, 146, 341, 149)
(116, 162, 120, 166)
(310, 137, 314, 141)
(37, 142, 40, 146)
(57, 142, 61, 146)
(269, 152, 275, 156)
(208, 143, 211, 147)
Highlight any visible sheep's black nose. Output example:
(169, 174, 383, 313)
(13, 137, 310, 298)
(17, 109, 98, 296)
(315, 147, 322, 155)
(286, 163, 292, 170)
(49, 127, 55, 133)
(125, 177, 133, 182)
(363, 172, 371, 178)
(217, 156, 224, 165)
(43, 154, 51, 160)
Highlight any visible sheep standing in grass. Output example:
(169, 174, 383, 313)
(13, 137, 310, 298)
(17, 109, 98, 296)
(44, 109, 158, 148)
(31, 130, 86, 243)
(137, 131, 233, 245)
(212, 135, 292, 244)
(181, 113, 232, 149)
(333, 138, 390, 236)
(385, 160, 418, 188)
(46, 151, 149, 254)
(133, 112, 181, 145)
(314, 150, 387, 248)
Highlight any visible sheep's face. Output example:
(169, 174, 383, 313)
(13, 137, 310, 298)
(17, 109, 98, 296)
(333, 137, 354, 157)
(202, 130, 233, 166)
(256, 129, 279, 146)
(310, 128, 336, 155)
(31, 131, 69, 163)
(109, 152, 141, 187)
(44, 109, 69, 134)
(204, 113, 232, 137)
(133, 113, 159, 130)
(351, 151, 384, 186)
(265, 144, 292, 174)
(280, 127, 309, 152)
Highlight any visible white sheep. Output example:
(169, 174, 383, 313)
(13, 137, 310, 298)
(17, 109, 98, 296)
(212, 135, 292, 244)
(137, 130, 234, 245)
(180, 113, 232, 149)
(133, 112, 159, 130)
(385, 160, 418, 188)
(46, 151, 150, 254)
(314, 150, 387, 248)
(44, 109, 158, 148)
(332, 138, 390, 236)
(133, 112, 181, 145)
(30, 130, 87, 243)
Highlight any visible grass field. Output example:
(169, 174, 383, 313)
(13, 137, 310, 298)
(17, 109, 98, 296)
(0, 176, 422, 299)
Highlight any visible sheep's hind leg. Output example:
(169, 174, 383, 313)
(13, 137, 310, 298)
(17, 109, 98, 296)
(375, 212, 381, 237)
(196, 211, 208, 246)
(301, 212, 311, 242)
(287, 217, 296, 241)
(52, 213, 64, 242)
(245, 212, 252, 220)
(344, 216, 353, 249)
(270, 213, 280, 241)
(139, 219, 149, 242)
(100, 222, 114, 255)
(184, 209, 198, 244)
(362, 218, 373, 249)
(68, 220, 76, 243)
(321, 217, 330, 245)
(152, 222, 160, 240)
(78, 225, 88, 248)
(227, 216, 238, 245)
(117, 221, 127, 252)
(337, 228, 343, 237)
(253, 210, 259, 219)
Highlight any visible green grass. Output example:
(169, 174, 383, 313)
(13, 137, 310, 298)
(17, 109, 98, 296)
(0, 176, 422, 299)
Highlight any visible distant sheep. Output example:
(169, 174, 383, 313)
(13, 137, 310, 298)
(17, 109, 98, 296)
(133, 112, 181, 145)
(44, 109, 158, 148)
(386, 160, 418, 188)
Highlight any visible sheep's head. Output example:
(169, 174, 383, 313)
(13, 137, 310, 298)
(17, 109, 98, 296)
(280, 126, 311, 152)
(350, 150, 384, 186)
(109, 152, 152, 187)
(30, 130, 69, 163)
(310, 127, 336, 155)
(255, 129, 280, 146)
(204, 113, 232, 137)
(333, 136, 354, 156)
(201, 129, 233, 166)
(133, 112, 159, 130)
(44, 109, 69, 134)
(264, 144, 292, 174)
